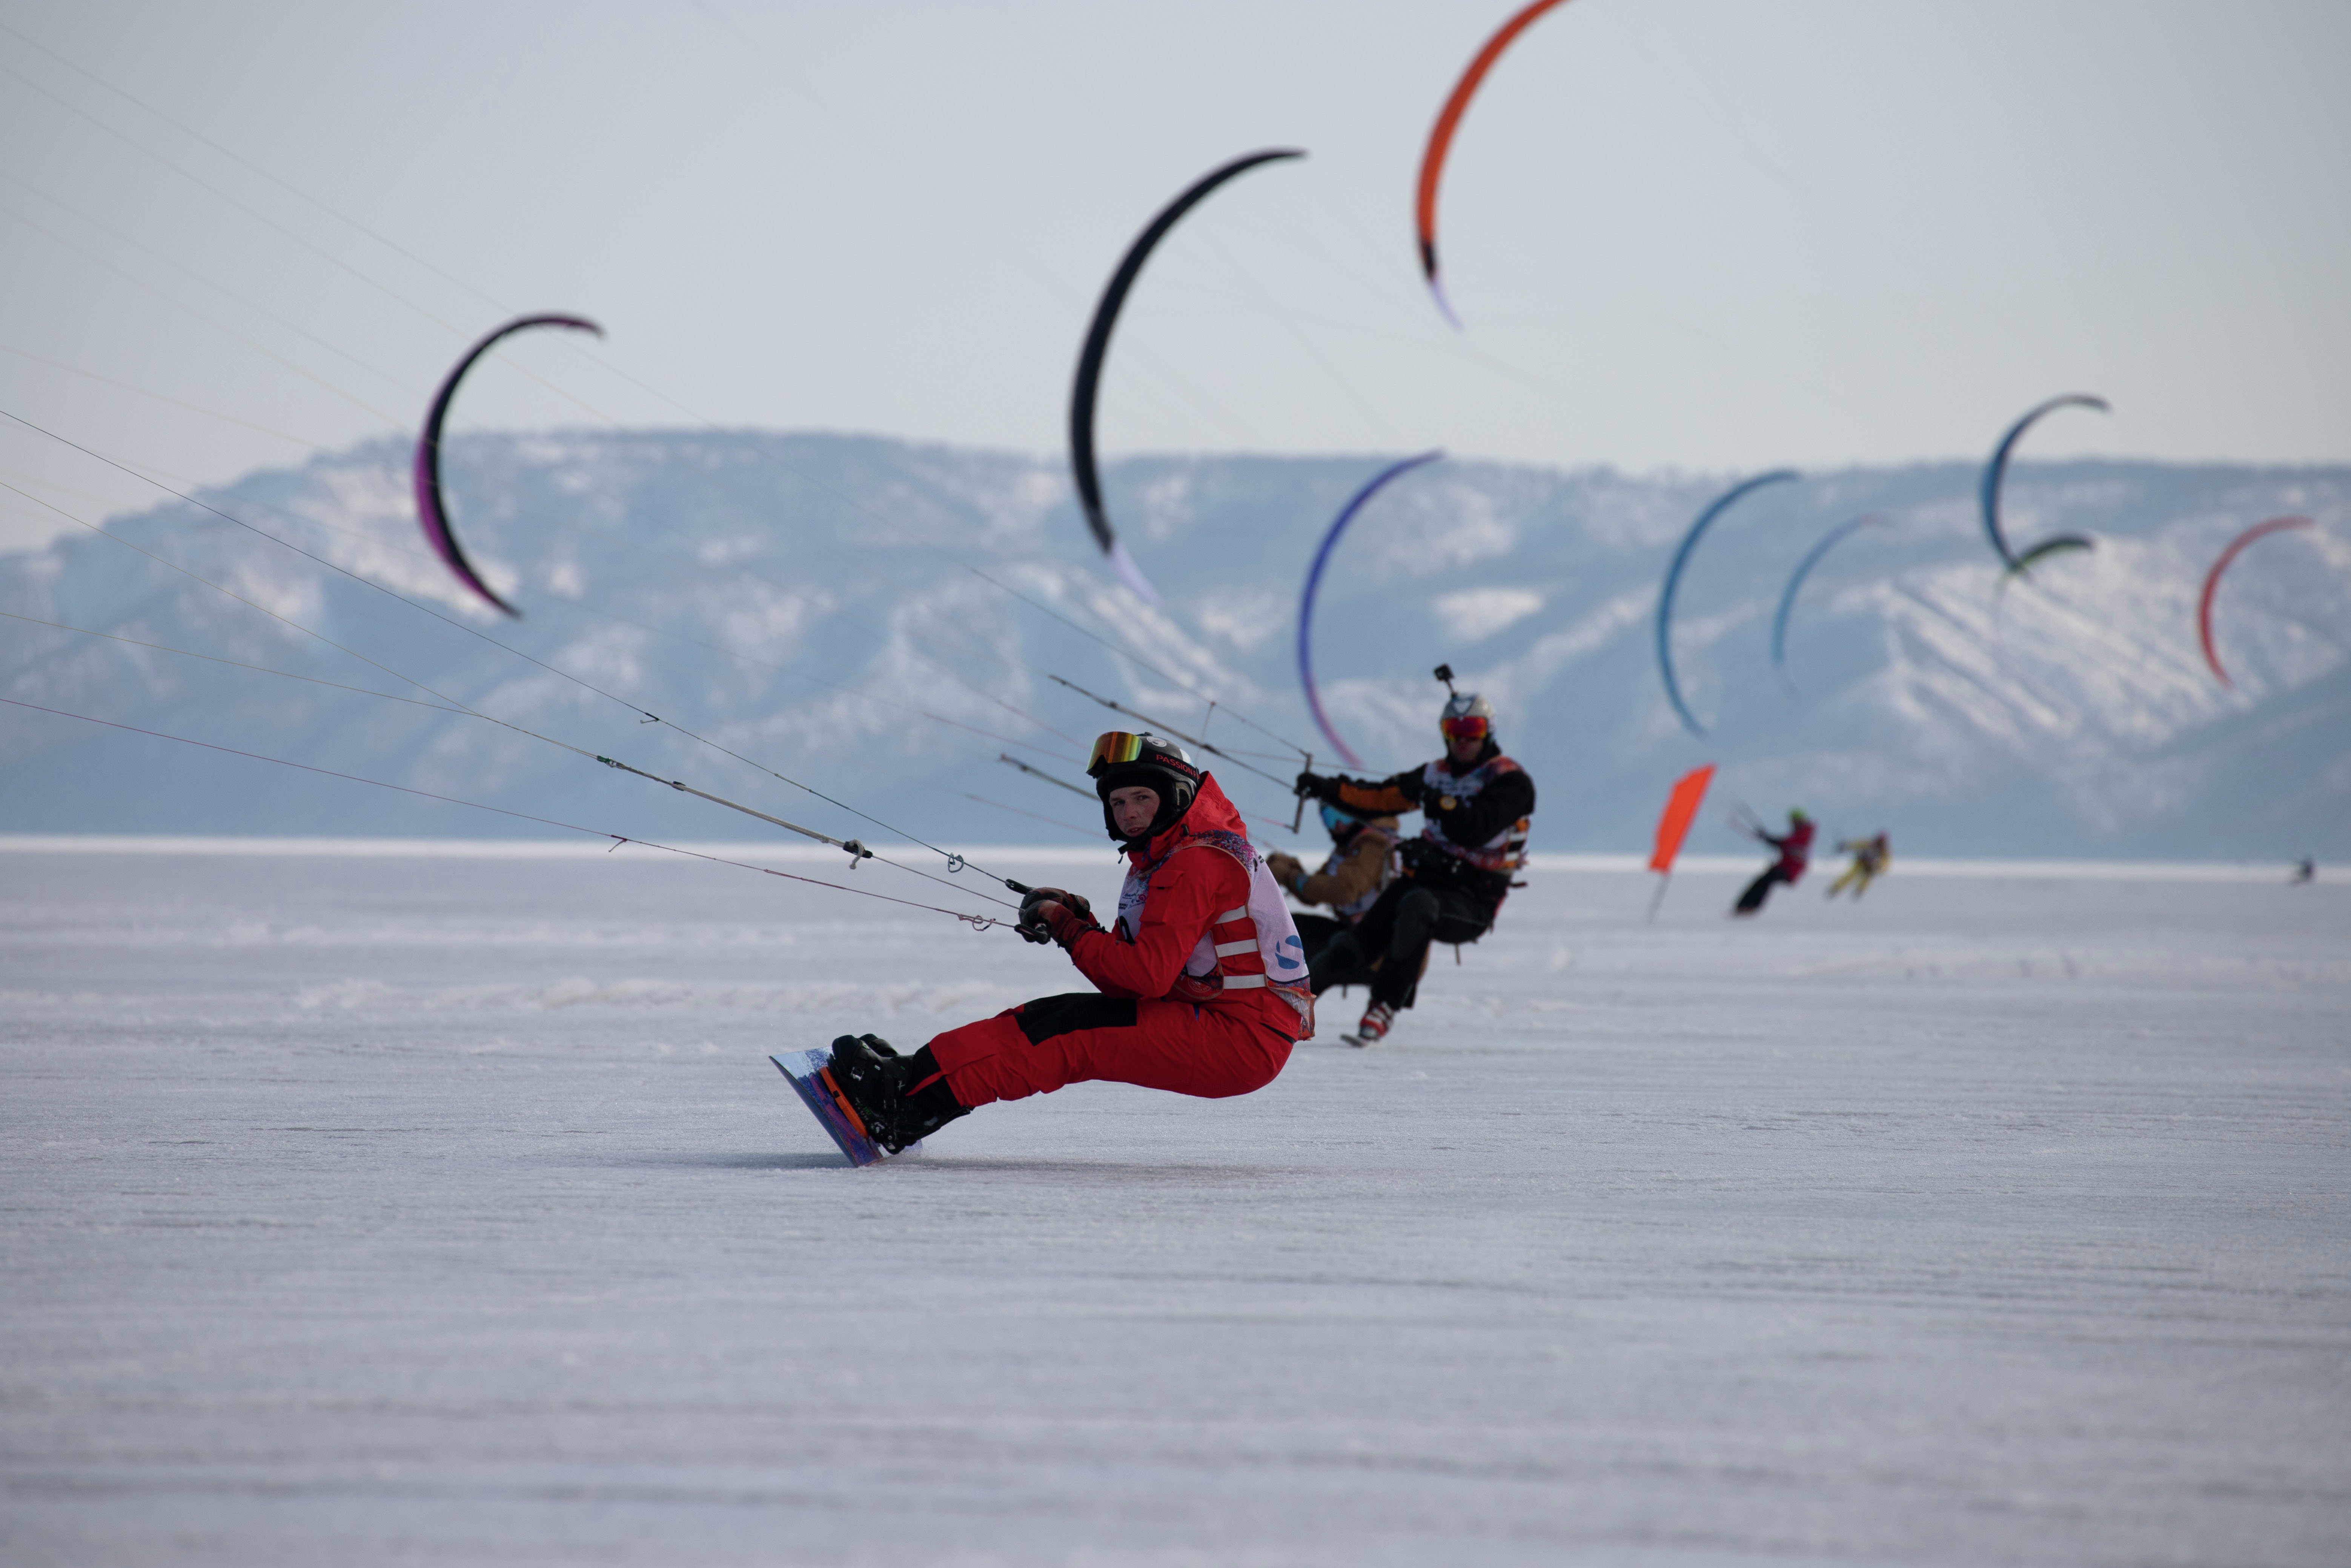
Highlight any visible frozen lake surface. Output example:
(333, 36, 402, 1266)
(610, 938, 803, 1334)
(3, 841, 2347, 1566)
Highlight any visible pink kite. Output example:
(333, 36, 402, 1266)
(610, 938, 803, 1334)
(2199, 516, 2313, 688)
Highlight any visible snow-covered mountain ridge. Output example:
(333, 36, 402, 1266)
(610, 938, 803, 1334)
(3, 431, 2345, 859)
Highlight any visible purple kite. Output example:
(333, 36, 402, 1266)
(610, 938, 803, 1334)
(413, 314, 602, 616)
(1296, 450, 1444, 768)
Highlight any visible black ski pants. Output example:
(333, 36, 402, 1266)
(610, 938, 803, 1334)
(1311, 879, 1492, 1010)
(1293, 912, 1378, 992)
(1291, 912, 1348, 969)
(1734, 866, 1791, 914)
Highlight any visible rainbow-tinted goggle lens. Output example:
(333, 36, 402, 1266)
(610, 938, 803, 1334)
(1086, 731, 1148, 778)
(1440, 714, 1491, 741)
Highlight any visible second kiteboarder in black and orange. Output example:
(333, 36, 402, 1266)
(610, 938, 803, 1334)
(1291, 669, 1534, 1046)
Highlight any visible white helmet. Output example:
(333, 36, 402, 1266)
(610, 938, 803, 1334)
(1440, 690, 1494, 741)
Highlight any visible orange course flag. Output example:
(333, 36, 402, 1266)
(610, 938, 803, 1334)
(1649, 765, 1715, 874)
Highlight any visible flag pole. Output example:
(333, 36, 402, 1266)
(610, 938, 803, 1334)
(1645, 763, 1715, 926)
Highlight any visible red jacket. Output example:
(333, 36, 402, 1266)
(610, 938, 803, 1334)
(1064, 776, 1303, 1039)
(1769, 819, 1816, 880)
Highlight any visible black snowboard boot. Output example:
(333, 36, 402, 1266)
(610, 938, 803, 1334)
(824, 1034, 970, 1153)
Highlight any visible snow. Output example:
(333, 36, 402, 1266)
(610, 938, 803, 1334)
(9, 435, 2348, 857)
(4, 841, 2349, 1566)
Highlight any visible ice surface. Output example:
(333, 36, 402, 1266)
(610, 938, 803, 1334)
(3, 842, 2348, 1566)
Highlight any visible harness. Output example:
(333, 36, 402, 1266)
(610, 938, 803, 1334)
(1416, 755, 1532, 874)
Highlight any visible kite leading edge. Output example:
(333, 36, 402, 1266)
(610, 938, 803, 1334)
(413, 313, 604, 617)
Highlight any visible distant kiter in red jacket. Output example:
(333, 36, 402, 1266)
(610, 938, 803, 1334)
(818, 733, 1313, 1154)
(1733, 809, 1814, 916)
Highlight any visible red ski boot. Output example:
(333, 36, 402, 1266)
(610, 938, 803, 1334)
(1342, 1002, 1394, 1048)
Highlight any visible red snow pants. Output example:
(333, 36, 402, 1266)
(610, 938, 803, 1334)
(924, 992, 1294, 1108)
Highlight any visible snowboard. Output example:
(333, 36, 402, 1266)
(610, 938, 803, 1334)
(771, 1049, 920, 1167)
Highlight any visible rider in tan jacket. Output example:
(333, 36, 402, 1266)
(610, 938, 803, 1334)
(1268, 803, 1400, 990)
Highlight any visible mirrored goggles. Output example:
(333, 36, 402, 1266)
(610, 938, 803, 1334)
(1318, 802, 1358, 834)
(1086, 731, 1147, 778)
(1440, 714, 1491, 741)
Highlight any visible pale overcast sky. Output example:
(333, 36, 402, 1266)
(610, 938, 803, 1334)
(2, 0, 2345, 550)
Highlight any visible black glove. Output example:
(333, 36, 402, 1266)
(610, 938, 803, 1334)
(1295, 771, 1340, 803)
(1016, 886, 1065, 942)
(1016, 887, 1099, 948)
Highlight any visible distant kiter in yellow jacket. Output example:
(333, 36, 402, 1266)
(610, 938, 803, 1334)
(1827, 832, 1890, 900)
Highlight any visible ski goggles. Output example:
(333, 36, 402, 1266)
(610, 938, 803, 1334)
(1318, 802, 1360, 835)
(1440, 714, 1491, 742)
(1086, 731, 1148, 778)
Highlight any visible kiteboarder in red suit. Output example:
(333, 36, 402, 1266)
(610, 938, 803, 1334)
(1733, 809, 1814, 916)
(819, 733, 1314, 1153)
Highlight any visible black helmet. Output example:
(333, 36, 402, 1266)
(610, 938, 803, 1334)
(1086, 731, 1201, 848)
